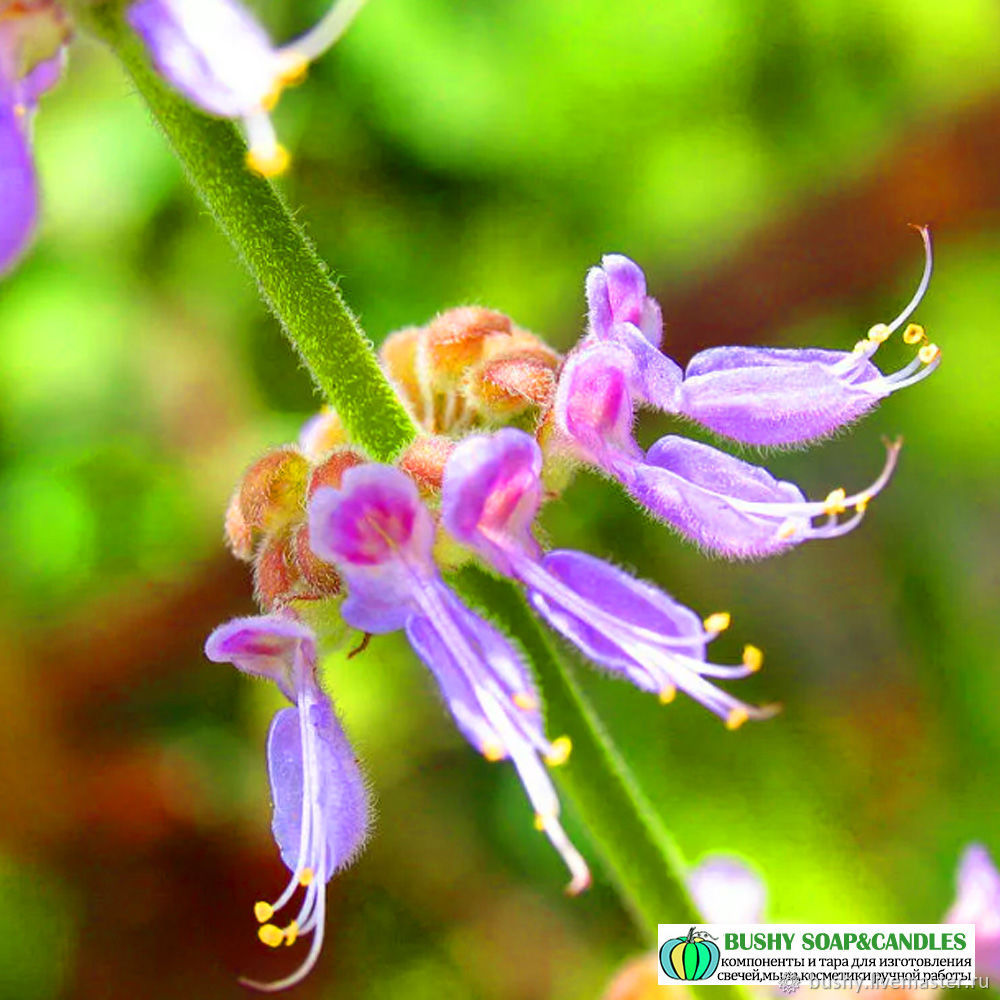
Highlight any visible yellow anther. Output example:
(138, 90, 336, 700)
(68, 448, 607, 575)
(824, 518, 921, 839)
(703, 611, 731, 633)
(855, 493, 871, 513)
(852, 340, 868, 355)
(918, 343, 940, 365)
(533, 813, 547, 832)
(867, 323, 891, 344)
(283, 921, 299, 947)
(258, 924, 285, 948)
(254, 901, 274, 924)
(725, 707, 749, 731)
(13, 103, 26, 118)
(658, 684, 677, 704)
(298, 868, 314, 887)
(545, 736, 572, 767)
(482, 743, 505, 762)
(903, 323, 926, 345)
(512, 692, 539, 711)
(246, 144, 291, 178)
(776, 520, 798, 541)
(277, 53, 309, 88)
(823, 488, 847, 516)
(742, 645, 764, 672)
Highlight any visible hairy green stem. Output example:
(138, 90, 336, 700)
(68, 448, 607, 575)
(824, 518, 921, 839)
(80, 2, 417, 462)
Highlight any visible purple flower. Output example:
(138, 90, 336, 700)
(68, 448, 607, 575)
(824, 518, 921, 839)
(128, 0, 368, 176)
(307, 463, 591, 894)
(582, 234, 939, 446)
(554, 341, 901, 559)
(945, 844, 1000, 980)
(442, 428, 773, 727)
(0, 1, 69, 274)
(205, 614, 369, 991)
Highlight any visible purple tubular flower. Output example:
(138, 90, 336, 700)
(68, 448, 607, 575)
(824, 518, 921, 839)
(555, 341, 901, 559)
(688, 855, 766, 924)
(583, 233, 939, 446)
(945, 844, 1000, 980)
(205, 614, 369, 992)
(307, 465, 590, 894)
(0, 2, 69, 275)
(128, 0, 368, 176)
(442, 428, 773, 728)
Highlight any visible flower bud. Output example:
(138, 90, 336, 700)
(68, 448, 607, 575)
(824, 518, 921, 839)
(424, 307, 511, 385)
(291, 523, 342, 596)
(299, 408, 347, 461)
(225, 487, 255, 561)
(465, 349, 557, 417)
(239, 447, 310, 535)
(379, 326, 424, 418)
(254, 532, 299, 610)
(399, 435, 456, 494)
(307, 448, 366, 499)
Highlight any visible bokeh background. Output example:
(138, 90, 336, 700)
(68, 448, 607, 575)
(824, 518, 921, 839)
(2, 0, 999, 997)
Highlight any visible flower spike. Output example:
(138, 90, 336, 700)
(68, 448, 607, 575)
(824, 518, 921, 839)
(308, 464, 590, 894)
(442, 429, 776, 726)
(205, 615, 369, 991)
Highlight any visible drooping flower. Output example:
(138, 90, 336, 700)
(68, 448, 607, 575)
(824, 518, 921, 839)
(583, 232, 939, 446)
(205, 614, 369, 992)
(1, 0, 366, 277)
(306, 463, 590, 894)
(945, 843, 1000, 980)
(554, 341, 901, 559)
(442, 427, 772, 726)
(0, 0, 69, 275)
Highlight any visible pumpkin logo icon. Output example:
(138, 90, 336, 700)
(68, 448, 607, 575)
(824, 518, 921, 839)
(659, 926, 721, 981)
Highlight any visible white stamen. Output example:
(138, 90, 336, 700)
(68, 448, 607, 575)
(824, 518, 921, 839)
(281, 0, 370, 64)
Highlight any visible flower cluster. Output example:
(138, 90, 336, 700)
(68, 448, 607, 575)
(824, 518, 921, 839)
(208, 241, 939, 988)
(1, 0, 365, 275)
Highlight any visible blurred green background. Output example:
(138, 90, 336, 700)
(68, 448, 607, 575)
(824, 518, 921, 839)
(1, 0, 999, 997)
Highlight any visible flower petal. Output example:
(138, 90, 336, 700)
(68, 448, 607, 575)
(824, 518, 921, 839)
(0, 100, 38, 275)
(688, 855, 767, 924)
(266, 698, 370, 877)
(204, 614, 314, 701)
(128, 0, 280, 117)
(586, 253, 663, 348)
(677, 345, 884, 446)
(308, 465, 436, 633)
(632, 436, 807, 558)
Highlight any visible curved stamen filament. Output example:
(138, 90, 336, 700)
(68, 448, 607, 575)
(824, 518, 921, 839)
(884, 225, 933, 336)
(281, 0, 369, 64)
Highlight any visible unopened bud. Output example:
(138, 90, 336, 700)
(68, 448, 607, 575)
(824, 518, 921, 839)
(399, 435, 456, 493)
(600, 953, 663, 1000)
(424, 307, 512, 384)
(254, 532, 299, 610)
(307, 448, 366, 499)
(239, 447, 309, 534)
(379, 326, 424, 416)
(291, 523, 342, 596)
(466, 349, 557, 417)
(224, 488, 255, 561)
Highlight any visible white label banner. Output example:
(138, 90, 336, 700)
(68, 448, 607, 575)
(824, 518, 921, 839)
(656, 924, 977, 988)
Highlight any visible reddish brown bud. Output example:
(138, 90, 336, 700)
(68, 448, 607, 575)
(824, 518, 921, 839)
(425, 307, 512, 382)
(307, 448, 366, 499)
(466, 350, 557, 416)
(399, 435, 456, 493)
(254, 532, 299, 610)
(239, 447, 309, 534)
(224, 487, 255, 561)
(291, 523, 342, 596)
